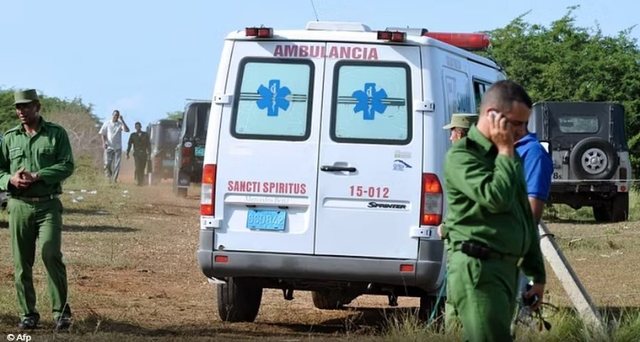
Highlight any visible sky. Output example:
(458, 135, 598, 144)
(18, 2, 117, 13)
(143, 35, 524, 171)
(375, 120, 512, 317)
(1, 0, 638, 138)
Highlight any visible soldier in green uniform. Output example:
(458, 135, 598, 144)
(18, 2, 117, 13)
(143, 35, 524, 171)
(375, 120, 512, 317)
(126, 122, 151, 186)
(0, 89, 75, 330)
(442, 81, 546, 341)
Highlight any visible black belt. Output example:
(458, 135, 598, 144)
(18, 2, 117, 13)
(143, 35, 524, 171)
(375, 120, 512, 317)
(10, 194, 59, 203)
(452, 241, 523, 265)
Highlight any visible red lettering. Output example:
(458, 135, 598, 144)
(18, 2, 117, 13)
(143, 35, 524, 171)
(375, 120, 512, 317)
(227, 181, 234, 191)
(310, 45, 321, 58)
(329, 46, 339, 58)
(340, 46, 351, 59)
(368, 48, 378, 60)
(284, 45, 298, 56)
(273, 45, 283, 57)
(352, 47, 362, 59)
(299, 45, 308, 57)
(301, 184, 307, 194)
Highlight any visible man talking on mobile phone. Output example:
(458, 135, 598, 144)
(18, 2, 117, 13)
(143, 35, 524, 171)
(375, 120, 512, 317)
(99, 110, 129, 183)
(441, 80, 546, 341)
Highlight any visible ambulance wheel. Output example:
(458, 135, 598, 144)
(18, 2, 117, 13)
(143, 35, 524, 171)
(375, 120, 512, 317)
(311, 290, 353, 310)
(217, 277, 262, 322)
(419, 295, 445, 326)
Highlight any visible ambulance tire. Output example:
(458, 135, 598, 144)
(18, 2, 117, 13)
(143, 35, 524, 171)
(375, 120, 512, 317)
(419, 295, 445, 327)
(311, 291, 353, 310)
(217, 277, 262, 322)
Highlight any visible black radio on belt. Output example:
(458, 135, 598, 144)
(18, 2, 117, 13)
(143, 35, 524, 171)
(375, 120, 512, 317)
(460, 241, 492, 260)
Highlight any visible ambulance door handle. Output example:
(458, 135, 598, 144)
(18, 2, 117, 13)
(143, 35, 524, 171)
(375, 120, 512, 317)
(320, 165, 357, 173)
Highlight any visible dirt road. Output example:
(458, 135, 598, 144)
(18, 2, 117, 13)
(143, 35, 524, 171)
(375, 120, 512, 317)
(0, 159, 639, 340)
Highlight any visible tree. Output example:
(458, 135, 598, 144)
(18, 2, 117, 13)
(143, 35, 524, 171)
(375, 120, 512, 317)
(166, 110, 183, 121)
(486, 7, 640, 177)
(0, 89, 103, 167)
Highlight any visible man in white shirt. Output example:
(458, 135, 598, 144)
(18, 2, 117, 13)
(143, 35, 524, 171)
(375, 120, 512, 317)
(99, 110, 130, 182)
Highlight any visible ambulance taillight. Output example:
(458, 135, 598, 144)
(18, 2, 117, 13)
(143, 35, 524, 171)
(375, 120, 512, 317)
(377, 30, 406, 42)
(420, 173, 443, 226)
(201, 164, 217, 216)
(245, 27, 273, 38)
(423, 32, 490, 51)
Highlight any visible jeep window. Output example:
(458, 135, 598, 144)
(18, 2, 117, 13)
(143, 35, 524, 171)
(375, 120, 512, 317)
(558, 116, 599, 133)
(331, 61, 411, 144)
(150, 121, 180, 150)
(231, 58, 313, 141)
(183, 102, 211, 140)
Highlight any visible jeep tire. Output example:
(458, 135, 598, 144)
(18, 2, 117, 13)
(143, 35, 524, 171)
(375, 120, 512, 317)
(570, 137, 618, 180)
(217, 277, 262, 322)
(593, 193, 629, 222)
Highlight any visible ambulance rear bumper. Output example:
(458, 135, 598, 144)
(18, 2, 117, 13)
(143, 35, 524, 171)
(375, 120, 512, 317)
(198, 230, 445, 292)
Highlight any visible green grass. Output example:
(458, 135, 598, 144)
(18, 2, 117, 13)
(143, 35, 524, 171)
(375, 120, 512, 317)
(543, 190, 640, 222)
(381, 308, 640, 341)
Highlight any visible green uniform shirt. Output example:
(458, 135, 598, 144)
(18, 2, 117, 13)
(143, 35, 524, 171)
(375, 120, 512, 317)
(127, 131, 150, 155)
(0, 118, 75, 197)
(444, 125, 546, 284)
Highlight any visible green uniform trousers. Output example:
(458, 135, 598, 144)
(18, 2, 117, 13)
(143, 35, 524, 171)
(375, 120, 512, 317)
(133, 152, 148, 186)
(445, 250, 519, 342)
(8, 198, 69, 319)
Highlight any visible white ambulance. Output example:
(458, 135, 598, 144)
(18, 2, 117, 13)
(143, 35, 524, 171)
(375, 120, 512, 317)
(198, 22, 505, 322)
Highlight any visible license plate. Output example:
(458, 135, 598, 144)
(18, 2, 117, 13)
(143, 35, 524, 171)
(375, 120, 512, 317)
(247, 209, 286, 231)
(195, 146, 205, 157)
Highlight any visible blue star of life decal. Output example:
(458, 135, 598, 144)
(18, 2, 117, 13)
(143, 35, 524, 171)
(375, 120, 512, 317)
(352, 83, 388, 120)
(256, 79, 291, 116)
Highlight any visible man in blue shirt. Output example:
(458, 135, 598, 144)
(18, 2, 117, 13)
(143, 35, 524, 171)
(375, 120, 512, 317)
(514, 127, 553, 224)
(513, 125, 553, 333)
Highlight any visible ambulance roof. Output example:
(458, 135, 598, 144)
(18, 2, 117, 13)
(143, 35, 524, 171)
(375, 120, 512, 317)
(225, 21, 499, 68)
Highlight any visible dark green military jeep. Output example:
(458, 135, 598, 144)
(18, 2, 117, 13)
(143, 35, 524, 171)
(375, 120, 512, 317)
(528, 102, 631, 222)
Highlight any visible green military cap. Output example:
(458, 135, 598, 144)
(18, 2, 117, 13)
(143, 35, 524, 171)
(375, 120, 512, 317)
(14, 89, 40, 105)
(443, 113, 478, 129)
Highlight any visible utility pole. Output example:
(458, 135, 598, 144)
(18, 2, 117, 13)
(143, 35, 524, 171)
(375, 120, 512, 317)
(538, 221, 605, 331)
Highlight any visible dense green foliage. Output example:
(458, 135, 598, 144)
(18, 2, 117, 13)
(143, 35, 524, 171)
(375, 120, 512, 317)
(165, 110, 183, 121)
(486, 8, 640, 175)
(0, 88, 103, 167)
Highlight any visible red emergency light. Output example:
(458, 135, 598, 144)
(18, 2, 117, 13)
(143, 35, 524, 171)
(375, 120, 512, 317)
(377, 30, 406, 42)
(423, 32, 490, 50)
(245, 27, 273, 38)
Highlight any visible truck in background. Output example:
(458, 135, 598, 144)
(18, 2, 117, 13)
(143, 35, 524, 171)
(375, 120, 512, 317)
(173, 100, 211, 197)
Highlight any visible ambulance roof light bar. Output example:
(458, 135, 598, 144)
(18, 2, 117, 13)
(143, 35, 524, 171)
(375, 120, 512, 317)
(376, 30, 406, 43)
(385, 27, 491, 50)
(245, 27, 273, 38)
(423, 32, 490, 51)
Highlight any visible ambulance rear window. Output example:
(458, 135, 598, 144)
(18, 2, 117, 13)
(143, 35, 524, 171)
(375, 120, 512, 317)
(331, 61, 411, 145)
(231, 58, 314, 141)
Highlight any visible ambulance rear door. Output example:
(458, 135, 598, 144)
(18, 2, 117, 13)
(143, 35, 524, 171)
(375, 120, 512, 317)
(214, 40, 325, 254)
(315, 42, 423, 258)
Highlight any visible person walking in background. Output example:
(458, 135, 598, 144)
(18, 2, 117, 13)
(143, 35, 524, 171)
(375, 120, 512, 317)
(126, 122, 150, 186)
(0, 89, 75, 330)
(442, 80, 546, 341)
(99, 109, 129, 183)
(443, 113, 478, 143)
